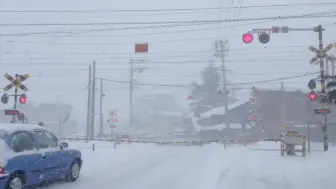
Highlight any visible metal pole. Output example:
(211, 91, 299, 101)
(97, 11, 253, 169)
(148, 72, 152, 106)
(332, 57, 335, 108)
(58, 116, 62, 138)
(317, 25, 328, 151)
(332, 56, 335, 76)
(129, 59, 133, 128)
(12, 74, 19, 123)
(90, 61, 96, 139)
(281, 82, 286, 127)
(86, 65, 92, 142)
(219, 41, 229, 128)
(99, 78, 104, 136)
(307, 123, 311, 153)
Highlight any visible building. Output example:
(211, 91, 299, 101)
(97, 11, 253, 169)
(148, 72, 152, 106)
(200, 87, 336, 141)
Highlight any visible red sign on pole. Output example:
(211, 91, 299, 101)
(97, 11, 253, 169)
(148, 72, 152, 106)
(135, 43, 148, 53)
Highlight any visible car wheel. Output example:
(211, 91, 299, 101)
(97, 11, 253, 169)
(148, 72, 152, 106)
(66, 160, 81, 182)
(5, 174, 24, 189)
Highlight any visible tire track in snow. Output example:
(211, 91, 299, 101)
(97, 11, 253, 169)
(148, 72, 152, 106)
(144, 147, 214, 189)
(109, 147, 188, 189)
(215, 168, 230, 189)
(47, 145, 180, 189)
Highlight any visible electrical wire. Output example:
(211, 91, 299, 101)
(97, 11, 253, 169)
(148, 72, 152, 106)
(0, 20, 291, 37)
(0, 60, 316, 66)
(0, 45, 312, 55)
(1, 13, 334, 26)
(1, 2, 335, 13)
(0, 51, 310, 60)
(0, 20, 269, 37)
(0, 9, 334, 30)
(96, 72, 318, 88)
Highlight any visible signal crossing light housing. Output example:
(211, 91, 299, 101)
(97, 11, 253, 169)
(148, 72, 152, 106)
(258, 33, 270, 44)
(242, 33, 253, 44)
(308, 79, 317, 90)
(1, 93, 9, 104)
(242, 32, 271, 44)
(309, 90, 317, 101)
(19, 93, 27, 104)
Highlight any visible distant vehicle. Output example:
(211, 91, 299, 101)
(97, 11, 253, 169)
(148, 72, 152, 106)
(0, 123, 83, 189)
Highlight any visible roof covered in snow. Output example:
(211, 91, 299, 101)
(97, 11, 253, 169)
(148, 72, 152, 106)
(199, 89, 251, 118)
(0, 123, 47, 134)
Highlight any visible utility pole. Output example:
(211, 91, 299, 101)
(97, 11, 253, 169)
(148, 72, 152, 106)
(129, 59, 133, 128)
(90, 61, 96, 139)
(316, 25, 328, 152)
(86, 65, 92, 142)
(99, 78, 104, 136)
(214, 40, 229, 127)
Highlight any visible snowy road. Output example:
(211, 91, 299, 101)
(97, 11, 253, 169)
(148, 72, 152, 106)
(46, 142, 336, 189)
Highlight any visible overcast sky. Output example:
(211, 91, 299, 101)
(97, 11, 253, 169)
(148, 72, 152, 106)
(0, 0, 335, 126)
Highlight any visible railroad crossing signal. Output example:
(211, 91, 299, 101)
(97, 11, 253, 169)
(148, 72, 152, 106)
(308, 44, 334, 64)
(3, 73, 29, 92)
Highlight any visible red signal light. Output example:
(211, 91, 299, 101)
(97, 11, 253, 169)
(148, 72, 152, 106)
(248, 115, 252, 121)
(19, 94, 27, 104)
(242, 33, 253, 44)
(309, 91, 317, 101)
(19, 97, 26, 104)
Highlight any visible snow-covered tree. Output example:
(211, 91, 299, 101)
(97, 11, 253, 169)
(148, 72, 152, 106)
(189, 63, 237, 119)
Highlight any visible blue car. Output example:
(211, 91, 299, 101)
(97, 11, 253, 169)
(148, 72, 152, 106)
(0, 123, 83, 189)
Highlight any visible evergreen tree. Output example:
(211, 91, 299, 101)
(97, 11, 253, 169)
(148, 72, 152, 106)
(190, 63, 237, 118)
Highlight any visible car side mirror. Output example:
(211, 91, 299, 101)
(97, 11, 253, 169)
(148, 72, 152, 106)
(59, 141, 69, 150)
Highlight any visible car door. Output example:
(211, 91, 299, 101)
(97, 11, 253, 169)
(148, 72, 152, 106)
(6, 131, 45, 185)
(32, 131, 63, 181)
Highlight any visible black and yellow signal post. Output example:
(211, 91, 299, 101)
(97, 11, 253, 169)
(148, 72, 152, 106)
(1, 73, 29, 122)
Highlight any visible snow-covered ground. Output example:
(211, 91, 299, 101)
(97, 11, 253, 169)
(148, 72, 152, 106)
(46, 141, 336, 189)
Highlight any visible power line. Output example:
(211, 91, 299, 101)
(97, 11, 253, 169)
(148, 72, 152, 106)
(0, 49, 309, 57)
(0, 20, 277, 37)
(1, 13, 334, 37)
(0, 45, 310, 55)
(0, 20, 283, 37)
(1, 2, 335, 13)
(0, 72, 315, 78)
(0, 52, 310, 61)
(3, 85, 311, 93)
(0, 11, 335, 26)
(96, 72, 318, 88)
(0, 60, 316, 66)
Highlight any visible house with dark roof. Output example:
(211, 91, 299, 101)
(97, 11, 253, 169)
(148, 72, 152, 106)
(197, 87, 336, 141)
